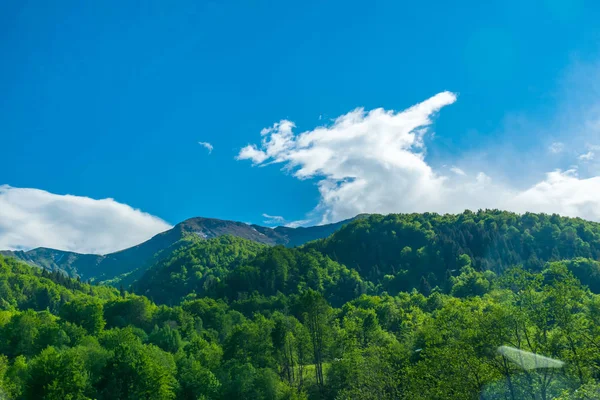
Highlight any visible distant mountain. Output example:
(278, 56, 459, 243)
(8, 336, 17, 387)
(0, 248, 103, 278)
(0, 215, 364, 283)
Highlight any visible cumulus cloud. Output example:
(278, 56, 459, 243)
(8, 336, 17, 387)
(0, 185, 172, 254)
(237, 145, 268, 164)
(198, 141, 214, 154)
(507, 170, 600, 219)
(237, 92, 600, 223)
(579, 151, 595, 161)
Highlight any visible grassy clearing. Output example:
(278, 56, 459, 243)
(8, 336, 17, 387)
(291, 362, 331, 386)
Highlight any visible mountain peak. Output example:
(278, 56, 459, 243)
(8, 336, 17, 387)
(175, 216, 277, 243)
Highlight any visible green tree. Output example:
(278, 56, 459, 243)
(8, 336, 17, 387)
(176, 356, 221, 400)
(97, 340, 177, 400)
(24, 346, 92, 400)
(299, 290, 332, 391)
(60, 298, 106, 335)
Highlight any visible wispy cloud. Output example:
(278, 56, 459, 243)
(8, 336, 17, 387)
(549, 142, 565, 154)
(198, 141, 214, 154)
(238, 91, 600, 223)
(450, 166, 466, 176)
(262, 213, 285, 225)
(262, 213, 312, 227)
(579, 151, 595, 161)
(0, 185, 171, 254)
(285, 219, 312, 228)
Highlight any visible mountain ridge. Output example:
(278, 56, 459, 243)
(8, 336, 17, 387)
(0, 214, 365, 282)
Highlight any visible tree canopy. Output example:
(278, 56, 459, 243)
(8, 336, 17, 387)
(3, 210, 600, 399)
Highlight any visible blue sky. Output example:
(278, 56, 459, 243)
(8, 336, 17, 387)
(2, 0, 600, 253)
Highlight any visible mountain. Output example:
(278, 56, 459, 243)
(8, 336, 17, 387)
(0, 248, 103, 278)
(0, 215, 363, 283)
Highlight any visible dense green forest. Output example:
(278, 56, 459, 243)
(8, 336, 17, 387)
(3, 210, 600, 399)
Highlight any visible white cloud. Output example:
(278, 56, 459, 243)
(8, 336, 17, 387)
(262, 213, 285, 225)
(499, 169, 600, 221)
(238, 91, 600, 224)
(450, 166, 466, 176)
(0, 185, 172, 254)
(285, 219, 312, 228)
(198, 141, 213, 154)
(261, 213, 311, 228)
(237, 145, 269, 164)
(579, 151, 595, 161)
(549, 142, 565, 154)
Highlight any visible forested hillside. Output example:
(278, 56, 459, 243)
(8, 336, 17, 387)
(309, 210, 600, 293)
(132, 235, 268, 305)
(134, 211, 600, 306)
(3, 211, 600, 399)
(133, 235, 370, 308)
